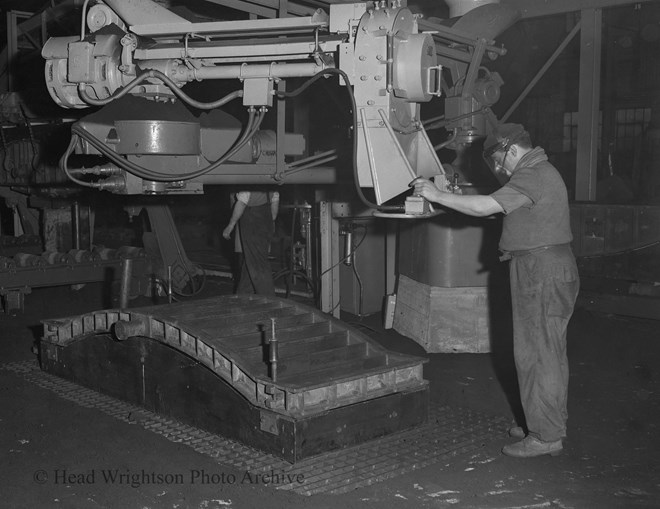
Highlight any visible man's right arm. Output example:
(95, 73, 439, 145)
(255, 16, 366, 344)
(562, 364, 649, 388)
(222, 200, 247, 239)
(413, 178, 504, 217)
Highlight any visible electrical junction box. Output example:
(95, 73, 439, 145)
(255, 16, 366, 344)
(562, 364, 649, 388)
(68, 42, 96, 83)
(243, 78, 274, 107)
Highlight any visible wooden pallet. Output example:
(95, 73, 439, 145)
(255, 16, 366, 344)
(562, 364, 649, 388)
(40, 295, 429, 462)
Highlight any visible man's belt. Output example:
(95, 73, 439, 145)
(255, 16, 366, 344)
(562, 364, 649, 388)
(499, 243, 570, 261)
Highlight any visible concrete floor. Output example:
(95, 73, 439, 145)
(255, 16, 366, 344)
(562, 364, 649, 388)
(1, 278, 659, 509)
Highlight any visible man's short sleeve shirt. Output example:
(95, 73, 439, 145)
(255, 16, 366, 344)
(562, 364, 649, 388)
(491, 156, 572, 251)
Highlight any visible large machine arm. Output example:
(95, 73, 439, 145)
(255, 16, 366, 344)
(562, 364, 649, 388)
(42, 0, 516, 204)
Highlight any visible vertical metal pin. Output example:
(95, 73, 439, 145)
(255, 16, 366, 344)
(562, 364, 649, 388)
(167, 265, 173, 304)
(119, 257, 133, 309)
(73, 201, 81, 250)
(269, 317, 278, 382)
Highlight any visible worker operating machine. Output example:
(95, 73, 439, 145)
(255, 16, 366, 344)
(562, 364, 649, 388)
(38, 0, 518, 462)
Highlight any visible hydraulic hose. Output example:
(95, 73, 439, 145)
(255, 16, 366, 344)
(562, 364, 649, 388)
(60, 134, 101, 188)
(67, 107, 265, 183)
(78, 69, 243, 110)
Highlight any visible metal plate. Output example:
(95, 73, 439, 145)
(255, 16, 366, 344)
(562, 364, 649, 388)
(2, 360, 508, 496)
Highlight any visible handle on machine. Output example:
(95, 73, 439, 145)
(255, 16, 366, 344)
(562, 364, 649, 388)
(407, 177, 435, 212)
(426, 65, 443, 97)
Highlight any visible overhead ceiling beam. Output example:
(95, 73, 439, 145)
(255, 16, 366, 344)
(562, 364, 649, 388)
(204, 0, 317, 18)
(502, 0, 655, 19)
(206, 0, 278, 18)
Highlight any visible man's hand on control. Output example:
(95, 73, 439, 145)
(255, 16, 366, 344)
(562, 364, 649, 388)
(412, 177, 445, 203)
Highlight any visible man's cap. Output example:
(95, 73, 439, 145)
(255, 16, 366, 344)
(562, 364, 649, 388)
(483, 123, 528, 157)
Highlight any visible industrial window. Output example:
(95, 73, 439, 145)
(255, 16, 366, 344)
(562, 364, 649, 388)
(563, 108, 651, 152)
(562, 111, 602, 152)
(615, 107, 651, 151)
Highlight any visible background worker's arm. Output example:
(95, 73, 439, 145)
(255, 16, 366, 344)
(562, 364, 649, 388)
(222, 200, 248, 239)
(413, 178, 504, 217)
(270, 192, 279, 221)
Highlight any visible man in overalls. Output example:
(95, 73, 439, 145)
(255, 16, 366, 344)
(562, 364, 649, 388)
(412, 123, 580, 458)
(223, 190, 279, 295)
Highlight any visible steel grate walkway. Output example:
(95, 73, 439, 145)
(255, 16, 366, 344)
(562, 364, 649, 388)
(2, 360, 508, 496)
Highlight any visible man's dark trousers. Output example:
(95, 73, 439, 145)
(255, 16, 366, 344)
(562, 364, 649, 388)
(509, 244, 579, 442)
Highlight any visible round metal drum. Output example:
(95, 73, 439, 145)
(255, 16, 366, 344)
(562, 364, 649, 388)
(394, 33, 437, 102)
(114, 120, 201, 155)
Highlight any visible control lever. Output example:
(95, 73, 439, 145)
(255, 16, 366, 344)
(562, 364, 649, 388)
(405, 177, 435, 216)
(372, 176, 445, 219)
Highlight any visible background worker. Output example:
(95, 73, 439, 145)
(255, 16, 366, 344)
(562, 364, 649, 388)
(222, 190, 279, 295)
(412, 123, 580, 458)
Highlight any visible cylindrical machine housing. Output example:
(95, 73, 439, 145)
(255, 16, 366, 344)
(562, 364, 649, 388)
(114, 120, 201, 155)
(398, 211, 501, 287)
(393, 33, 439, 102)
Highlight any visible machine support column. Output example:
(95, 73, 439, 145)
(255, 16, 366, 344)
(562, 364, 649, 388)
(319, 201, 340, 317)
(385, 220, 397, 296)
(143, 205, 199, 293)
(575, 8, 602, 201)
(276, 80, 286, 177)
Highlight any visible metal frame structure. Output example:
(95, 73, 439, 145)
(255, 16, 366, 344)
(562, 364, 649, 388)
(501, 0, 657, 201)
(576, 8, 603, 201)
(1, 0, 654, 314)
(503, 0, 656, 19)
(0, 250, 150, 313)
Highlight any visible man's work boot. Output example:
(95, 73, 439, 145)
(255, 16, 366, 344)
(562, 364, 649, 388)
(502, 436, 562, 458)
(508, 427, 567, 440)
(508, 426, 526, 439)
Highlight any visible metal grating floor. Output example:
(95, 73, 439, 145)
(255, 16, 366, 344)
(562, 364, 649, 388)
(2, 360, 509, 496)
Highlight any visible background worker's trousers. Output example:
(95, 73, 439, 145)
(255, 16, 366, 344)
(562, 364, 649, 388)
(237, 203, 275, 295)
(509, 244, 580, 442)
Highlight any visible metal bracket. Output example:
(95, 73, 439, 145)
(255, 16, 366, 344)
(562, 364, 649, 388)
(260, 410, 280, 435)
